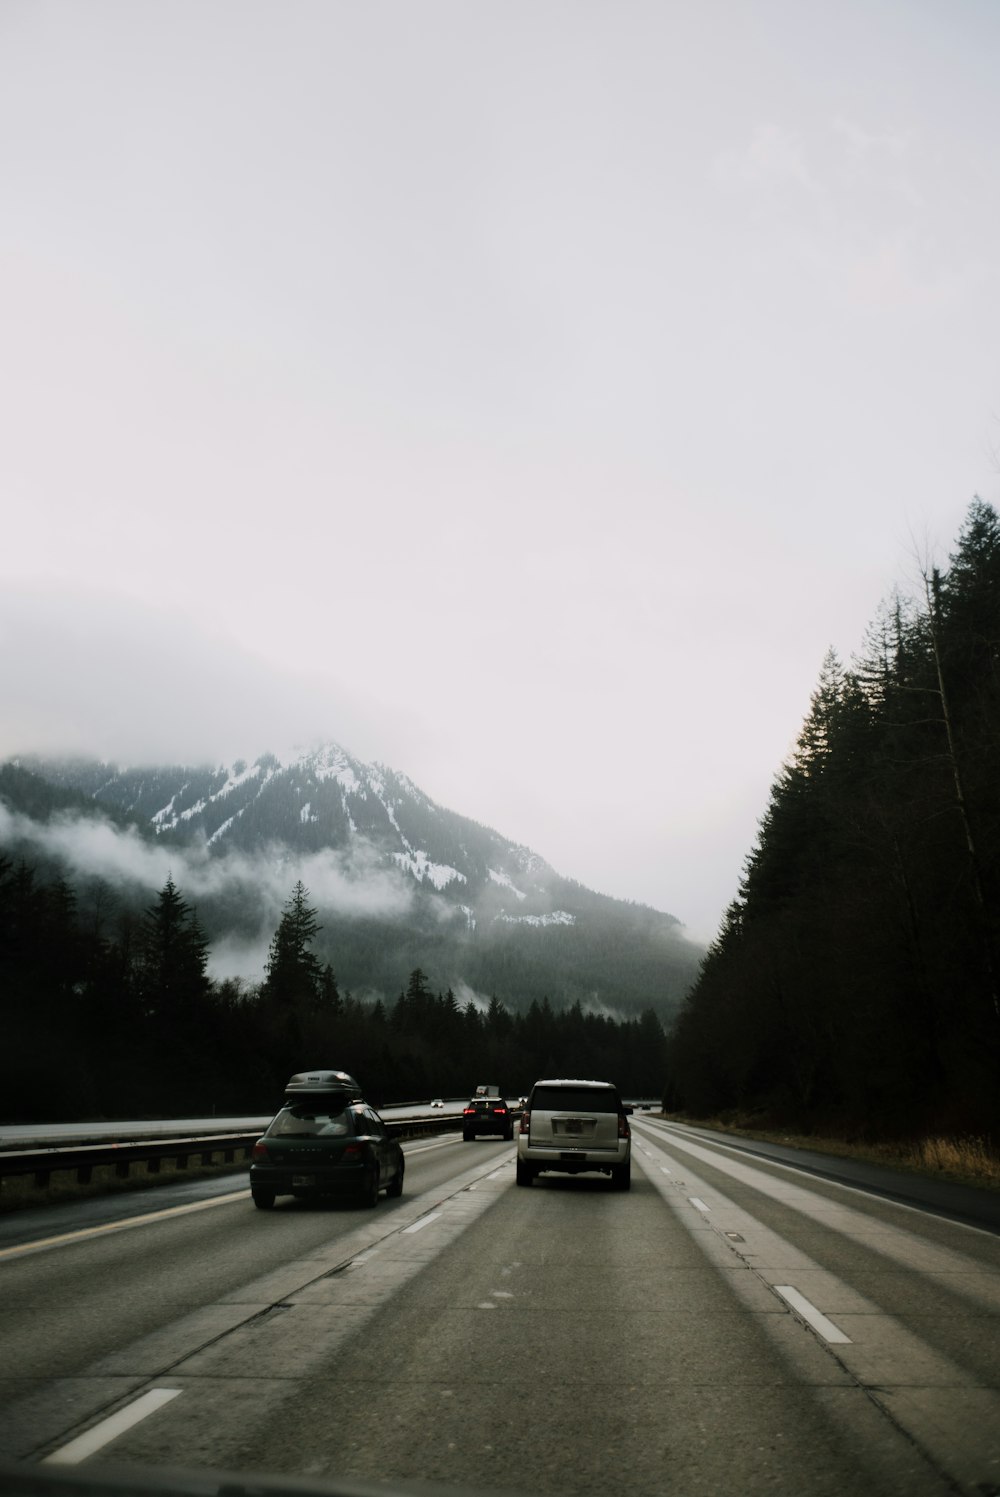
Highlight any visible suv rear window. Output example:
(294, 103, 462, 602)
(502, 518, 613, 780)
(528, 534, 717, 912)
(530, 1086, 619, 1113)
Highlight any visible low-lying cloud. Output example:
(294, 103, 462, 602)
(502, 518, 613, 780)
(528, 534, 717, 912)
(0, 801, 415, 982)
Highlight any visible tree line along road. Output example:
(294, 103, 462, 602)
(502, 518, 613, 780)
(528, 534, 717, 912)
(0, 1118, 998, 1497)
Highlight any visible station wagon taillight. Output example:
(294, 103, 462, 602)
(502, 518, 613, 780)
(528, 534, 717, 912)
(342, 1144, 365, 1159)
(251, 1141, 269, 1161)
(463, 1107, 475, 1116)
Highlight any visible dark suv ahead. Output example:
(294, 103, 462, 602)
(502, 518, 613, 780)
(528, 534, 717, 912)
(462, 1096, 514, 1141)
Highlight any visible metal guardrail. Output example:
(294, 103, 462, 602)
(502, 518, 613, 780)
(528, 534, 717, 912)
(0, 1112, 471, 1196)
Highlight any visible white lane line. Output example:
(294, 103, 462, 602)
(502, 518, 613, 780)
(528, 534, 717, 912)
(660, 1166, 672, 1174)
(487, 1166, 510, 1180)
(402, 1211, 442, 1234)
(689, 1196, 710, 1212)
(43, 1389, 182, 1465)
(404, 1136, 461, 1155)
(0, 1190, 250, 1262)
(774, 1285, 851, 1344)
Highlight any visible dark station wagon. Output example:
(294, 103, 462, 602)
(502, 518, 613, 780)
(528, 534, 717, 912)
(250, 1069, 404, 1209)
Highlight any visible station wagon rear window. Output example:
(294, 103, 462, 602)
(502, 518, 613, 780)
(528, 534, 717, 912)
(531, 1086, 618, 1113)
(266, 1107, 354, 1138)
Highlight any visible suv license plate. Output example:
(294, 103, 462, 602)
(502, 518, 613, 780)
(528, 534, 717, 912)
(565, 1120, 582, 1134)
(292, 1174, 315, 1187)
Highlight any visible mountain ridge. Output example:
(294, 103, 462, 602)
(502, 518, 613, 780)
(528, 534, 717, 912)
(2, 744, 704, 1021)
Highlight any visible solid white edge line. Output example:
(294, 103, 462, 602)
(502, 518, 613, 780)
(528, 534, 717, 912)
(402, 1211, 442, 1234)
(43, 1389, 182, 1465)
(631, 1116, 999, 1240)
(404, 1136, 461, 1155)
(774, 1285, 852, 1344)
(689, 1197, 710, 1212)
(0, 1190, 251, 1262)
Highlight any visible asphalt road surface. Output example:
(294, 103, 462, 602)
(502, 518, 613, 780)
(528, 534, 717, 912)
(1, 1118, 998, 1497)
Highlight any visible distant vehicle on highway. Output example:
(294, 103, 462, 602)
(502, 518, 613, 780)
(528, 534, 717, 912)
(474, 1084, 501, 1096)
(249, 1069, 404, 1209)
(429, 1098, 445, 1108)
(517, 1077, 631, 1189)
(463, 1096, 514, 1141)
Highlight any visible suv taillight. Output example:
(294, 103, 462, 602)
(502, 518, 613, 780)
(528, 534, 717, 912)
(519, 1111, 530, 1134)
(251, 1141, 269, 1161)
(463, 1107, 475, 1116)
(618, 1114, 631, 1139)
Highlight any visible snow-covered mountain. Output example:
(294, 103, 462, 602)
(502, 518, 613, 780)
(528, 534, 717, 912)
(2, 745, 704, 1020)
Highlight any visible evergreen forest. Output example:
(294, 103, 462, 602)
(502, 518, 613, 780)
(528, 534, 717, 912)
(0, 868, 667, 1121)
(666, 499, 1000, 1140)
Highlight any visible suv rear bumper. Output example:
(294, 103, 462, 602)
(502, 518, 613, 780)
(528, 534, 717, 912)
(517, 1141, 630, 1174)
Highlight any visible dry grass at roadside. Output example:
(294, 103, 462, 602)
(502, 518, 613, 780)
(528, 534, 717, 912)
(660, 1116, 1000, 1192)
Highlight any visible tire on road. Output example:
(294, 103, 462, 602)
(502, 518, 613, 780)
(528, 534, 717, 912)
(610, 1162, 631, 1191)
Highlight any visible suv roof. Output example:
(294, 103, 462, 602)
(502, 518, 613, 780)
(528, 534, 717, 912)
(530, 1078, 615, 1090)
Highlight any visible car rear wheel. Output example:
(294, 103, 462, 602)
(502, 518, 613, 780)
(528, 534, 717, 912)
(515, 1159, 533, 1187)
(611, 1162, 631, 1191)
(386, 1157, 404, 1198)
(251, 1187, 276, 1210)
(361, 1165, 380, 1207)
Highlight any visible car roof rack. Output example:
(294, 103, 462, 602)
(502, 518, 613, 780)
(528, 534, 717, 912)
(284, 1069, 363, 1102)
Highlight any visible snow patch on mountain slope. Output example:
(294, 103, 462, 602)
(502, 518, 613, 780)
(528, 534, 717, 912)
(393, 850, 466, 890)
(496, 910, 576, 927)
(489, 867, 527, 901)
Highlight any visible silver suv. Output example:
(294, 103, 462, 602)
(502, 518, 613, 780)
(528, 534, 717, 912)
(516, 1077, 631, 1190)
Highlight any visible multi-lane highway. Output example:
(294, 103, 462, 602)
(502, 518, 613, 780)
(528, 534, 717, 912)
(1, 1117, 998, 1496)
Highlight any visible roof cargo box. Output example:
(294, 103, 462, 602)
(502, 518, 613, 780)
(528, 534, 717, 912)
(284, 1069, 363, 1102)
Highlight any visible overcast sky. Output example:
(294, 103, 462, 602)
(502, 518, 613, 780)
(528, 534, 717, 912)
(3, 1, 999, 942)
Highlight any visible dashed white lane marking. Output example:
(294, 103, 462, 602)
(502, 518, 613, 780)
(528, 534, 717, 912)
(402, 1211, 442, 1234)
(43, 1389, 182, 1465)
(689, 1196, 710, 1212)
(660, 1166, 672, 1174)
(774, 1285, 851, 1344)
(0, 1191, 250, 1262)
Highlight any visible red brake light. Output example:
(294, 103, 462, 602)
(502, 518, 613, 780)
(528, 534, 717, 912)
(342, 1143, 365, 1159)
(463, 1107, 475, 1115)
(519, 1112, 530, 1134)
(492, 1107, 505, 1114)
(251, 1141, 268, 1161)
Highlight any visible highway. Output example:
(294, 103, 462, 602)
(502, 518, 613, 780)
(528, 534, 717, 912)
(1, 1117, 999, 1496)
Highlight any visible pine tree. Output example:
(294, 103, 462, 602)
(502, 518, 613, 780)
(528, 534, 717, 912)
(138, 875, 210, 1020)
(262, 881, 323, 1007)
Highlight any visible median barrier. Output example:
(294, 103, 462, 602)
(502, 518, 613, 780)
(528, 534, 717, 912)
(0, 1110, 479, 1207)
